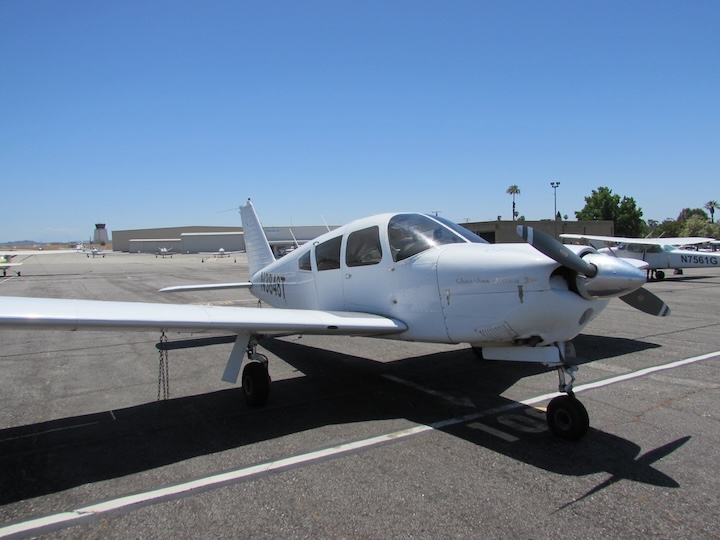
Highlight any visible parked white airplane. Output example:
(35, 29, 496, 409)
(86, 247, 106, 258)
(0, 200, 670, 440)
(561, 234, 718, 280)
(200, 247, 243, 262)
(213, 247, 239, 258)
(156, 247, 174, 258)
(0, 249, 79, 277)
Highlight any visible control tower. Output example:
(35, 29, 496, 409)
(93, 223, 109, 245)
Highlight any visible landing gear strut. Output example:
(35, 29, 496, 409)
(241, 342, 270, 407)
(648, 269, 665, 281)
(546, 364, 589, 441)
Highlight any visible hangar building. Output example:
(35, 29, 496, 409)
(111, 218, 612, 254)
(464, 219, 613, 244)
(111, 225, 336, 255)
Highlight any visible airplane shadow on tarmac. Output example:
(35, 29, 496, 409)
(0, 334, 688, 507)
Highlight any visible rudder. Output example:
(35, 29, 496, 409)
(240, 198, 276, 277)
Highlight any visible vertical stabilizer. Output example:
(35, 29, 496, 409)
(240, 199, 276, 276)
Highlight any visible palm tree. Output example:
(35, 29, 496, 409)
(506, 185, 520, 221)
(705, 201, 718, 223)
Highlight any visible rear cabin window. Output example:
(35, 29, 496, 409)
(315, 236, 342, 270)
(346, 226, 382, 267)
(298, 250, 312, 271)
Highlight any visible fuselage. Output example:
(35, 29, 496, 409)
(601, 244, 720, 270)
(248, 213, 608, 347)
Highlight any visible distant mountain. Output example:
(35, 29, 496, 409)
(0, 240, 39, 247)
(0, 241, 79, 248)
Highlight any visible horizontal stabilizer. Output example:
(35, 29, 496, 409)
(159, 282, 252, 293)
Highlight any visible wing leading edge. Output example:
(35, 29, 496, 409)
(561, 234, 715, 246)
(0, 296, 406, 336)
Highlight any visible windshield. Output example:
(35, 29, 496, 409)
(388, 213, 487, 262)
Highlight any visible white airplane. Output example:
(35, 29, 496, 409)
(0, 248, 79, 277)
(86, 247, 107, 258)
(560, 234, 718, 280)
(200, 247, 243, 262)
(156, 247, 174, 258)
(0, 199, 670, 441)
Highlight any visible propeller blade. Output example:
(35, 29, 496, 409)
(620, 287, 671, 316)
(517, 226, 597, 277)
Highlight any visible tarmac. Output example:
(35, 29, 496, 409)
(0, 252, 718, 539)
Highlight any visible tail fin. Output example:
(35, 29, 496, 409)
(240, 198, 276, 276)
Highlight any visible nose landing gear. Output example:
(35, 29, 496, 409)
(546, 364, 589, 440)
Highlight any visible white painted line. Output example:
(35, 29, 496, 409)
(467, 421, 519, 442)
(518, 350, 720, 408)
(2, 350, 718, 538)
(0, 424, 434, 538)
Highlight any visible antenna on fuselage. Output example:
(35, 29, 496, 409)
(289, 228, 299, 248)
(320, 215, 331, 232)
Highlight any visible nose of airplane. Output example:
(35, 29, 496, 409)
(572, 253, 647, 299)
(516, 225, 670, 317)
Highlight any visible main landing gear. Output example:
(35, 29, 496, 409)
(648, 269, 665, 281)
(241, 343, 271, 407)
(546, 364, 589, 441)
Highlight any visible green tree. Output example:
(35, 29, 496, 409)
(505, 184, 520, 221)
(676, 208, 708, 222)
(506, 185, 520, 221)
(654, 218, 684, 238)
(683, 215, 720, 238)
(575, 186, 645, 236)
(705, 201, 718, 223)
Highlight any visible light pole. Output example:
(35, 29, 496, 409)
(550, 182, 560, 238)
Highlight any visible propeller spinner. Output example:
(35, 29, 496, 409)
(517, 226, 670, 317)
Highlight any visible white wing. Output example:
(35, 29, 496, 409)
(560, 234, 715, 246)
(0, 296, 406, 336)
(159, 282, 253, 293)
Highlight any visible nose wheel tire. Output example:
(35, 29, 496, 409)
(242, 358, 270, 407)
(547, 395, 589, 440)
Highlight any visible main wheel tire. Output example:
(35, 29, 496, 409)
(242, 361, 270, 407)
(547, 395, 589, 441)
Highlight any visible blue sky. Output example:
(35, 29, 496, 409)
(1, 1, 718, 242)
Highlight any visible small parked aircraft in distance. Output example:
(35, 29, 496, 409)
(560, 234, 718, 280)
(0, 200, 670, 440)
(156, 247, 174, 258)
(200, 247, 243, 262)
(86, 247, 107, 258)
(213, 247, 240, 258)
(0, 248, 79, 277)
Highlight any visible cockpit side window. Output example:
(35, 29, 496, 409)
(388, 213, 482, 262)
(346, 226, 382, 267)
(315, 236, 342, 270)
(298, 250, 312, 271)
